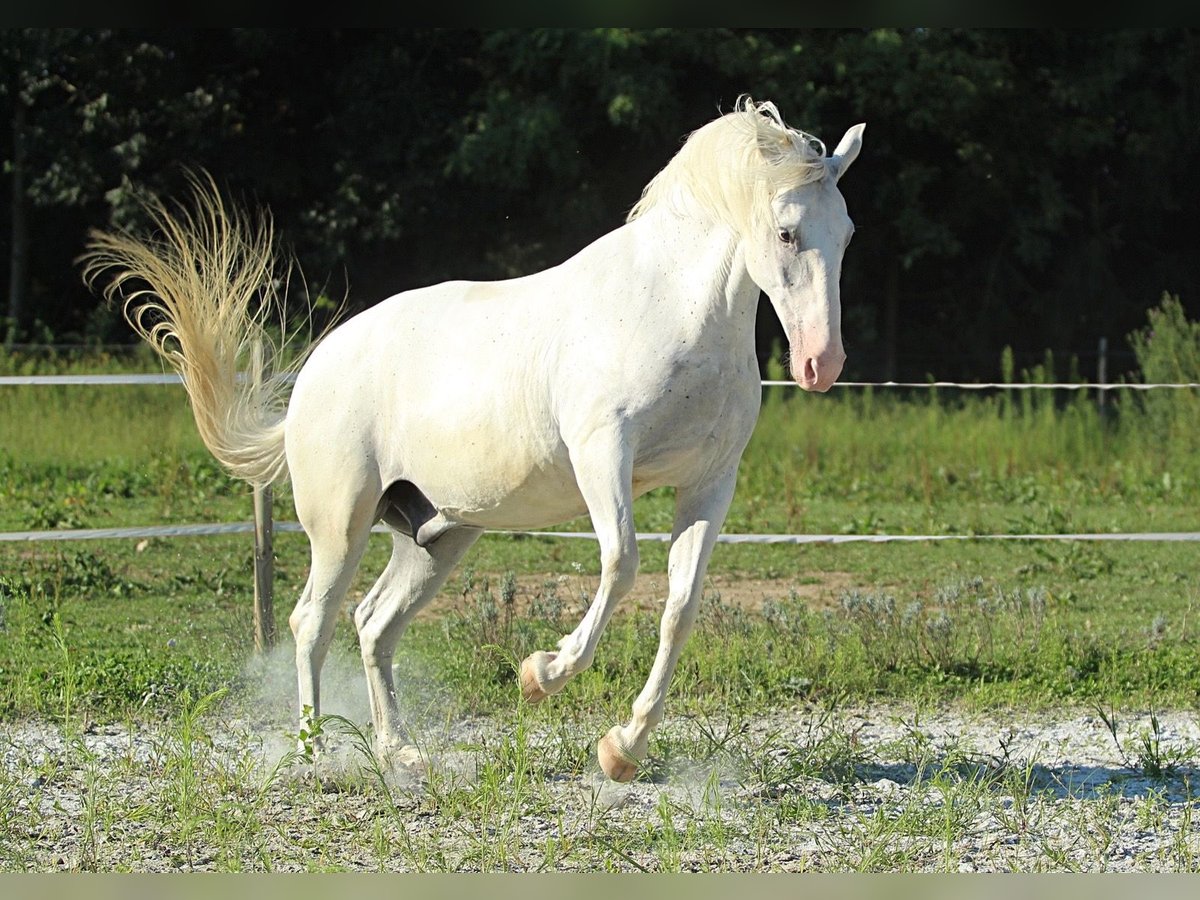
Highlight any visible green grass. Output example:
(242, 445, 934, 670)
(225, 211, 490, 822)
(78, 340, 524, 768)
(3, 337, 1199, 872)
(2, 345, 1199, 722)
(2, 534, 1197, 724)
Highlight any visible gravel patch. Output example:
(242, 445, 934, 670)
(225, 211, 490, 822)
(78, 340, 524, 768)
(2, 703, 1198, 872)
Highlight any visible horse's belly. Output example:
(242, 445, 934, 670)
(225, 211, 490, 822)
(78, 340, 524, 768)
(458, 480, 590, 530)
(403, 438, 586, 531)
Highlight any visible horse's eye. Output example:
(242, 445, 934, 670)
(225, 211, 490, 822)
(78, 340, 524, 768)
(778, 229, 794, 245)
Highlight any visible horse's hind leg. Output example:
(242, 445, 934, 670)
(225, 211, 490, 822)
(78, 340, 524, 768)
(597, 470, 737, 782)
(289, 499, 375, 736)
(353, 525, 482, 760)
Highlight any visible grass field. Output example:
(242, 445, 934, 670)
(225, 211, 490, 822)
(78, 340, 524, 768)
(1, 346, 1198, 871)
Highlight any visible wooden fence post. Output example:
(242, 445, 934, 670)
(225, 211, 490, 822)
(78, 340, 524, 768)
(253, 484, 275, 651)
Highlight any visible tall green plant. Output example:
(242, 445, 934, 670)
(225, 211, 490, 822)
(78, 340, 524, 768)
(1126, 293, 1200, 467)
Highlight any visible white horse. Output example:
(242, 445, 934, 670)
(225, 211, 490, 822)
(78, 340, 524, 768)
(82, 97, 864, 782)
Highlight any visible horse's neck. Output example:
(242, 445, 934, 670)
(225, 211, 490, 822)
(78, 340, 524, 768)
(630, 210, 760, 340)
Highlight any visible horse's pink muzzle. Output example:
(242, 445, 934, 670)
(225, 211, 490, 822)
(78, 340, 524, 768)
(793, 347, 846, 393)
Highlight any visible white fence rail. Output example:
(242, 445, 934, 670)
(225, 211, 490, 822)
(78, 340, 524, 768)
(3, 522, 1199, 545)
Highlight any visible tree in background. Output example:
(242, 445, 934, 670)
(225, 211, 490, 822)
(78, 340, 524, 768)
(1, 29, 260, 345)
(2, 28, 1196, 383)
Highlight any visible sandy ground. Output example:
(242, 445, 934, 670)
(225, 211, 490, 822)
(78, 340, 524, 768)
(3, 692, 1198, 872)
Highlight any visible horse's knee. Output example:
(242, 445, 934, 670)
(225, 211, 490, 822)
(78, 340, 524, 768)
(602, 545, 639, 597)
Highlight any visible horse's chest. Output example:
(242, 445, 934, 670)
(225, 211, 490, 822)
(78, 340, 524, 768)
(628, 365, 760, 483)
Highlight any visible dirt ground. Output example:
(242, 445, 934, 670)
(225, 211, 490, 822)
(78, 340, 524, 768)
(412, 570, 858, 623)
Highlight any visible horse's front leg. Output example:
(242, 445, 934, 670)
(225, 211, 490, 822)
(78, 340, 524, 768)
(596, 469, 737, 782)
(520, 429, 638, 702)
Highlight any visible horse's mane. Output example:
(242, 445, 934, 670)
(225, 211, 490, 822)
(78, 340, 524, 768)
(626, 96, 829, 232)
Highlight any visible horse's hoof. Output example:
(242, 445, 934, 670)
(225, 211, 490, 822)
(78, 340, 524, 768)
(520, 651, 557, 704)
(598, 727, 639, 783)
(394, 745, 428, 771)
(379, 741, 428, 772)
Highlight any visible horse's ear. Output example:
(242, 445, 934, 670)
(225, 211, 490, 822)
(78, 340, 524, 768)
(829, 123, 866, 182)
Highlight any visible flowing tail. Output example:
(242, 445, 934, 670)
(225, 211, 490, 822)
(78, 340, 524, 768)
(79, 174, 314, 488)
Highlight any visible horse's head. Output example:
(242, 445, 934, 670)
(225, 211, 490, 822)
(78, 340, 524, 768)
(745, 123, 864, 393)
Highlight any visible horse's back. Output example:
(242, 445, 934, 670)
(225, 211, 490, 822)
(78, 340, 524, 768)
(286, 224, 642, 469)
